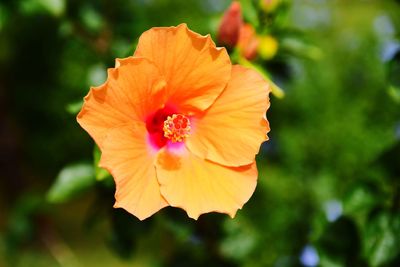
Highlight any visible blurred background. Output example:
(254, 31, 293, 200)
(1, 0, 400, 266)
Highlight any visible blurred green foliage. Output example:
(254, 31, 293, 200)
(46, 163, 95, 203)
(1, 0, 400, 267)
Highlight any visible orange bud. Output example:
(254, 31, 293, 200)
(217, 1, 243, 47)
(238, 24, 259, 60)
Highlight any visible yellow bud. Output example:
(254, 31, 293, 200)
(258, 35, 279, 60)
(259, 0, 280, 13)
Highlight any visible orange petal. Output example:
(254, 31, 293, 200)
(186, 65, 270, 167)
(99, 123, 168, 220)
(155, 146, 257, 219)
(134, 24, 231, 112)
(77, 57, 166, 148)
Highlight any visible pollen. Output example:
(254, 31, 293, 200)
(163, 114, 191, 142)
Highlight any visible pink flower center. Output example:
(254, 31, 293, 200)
(163, 114, 191, 142)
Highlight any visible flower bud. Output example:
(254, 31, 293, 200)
(258, 35, 278, 60)
(260, 0, 280, 13)
(238, 24, 259, 60)
(217, 1, 243, 47)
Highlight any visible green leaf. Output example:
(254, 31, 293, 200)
(388, 85, 400, 103)
(343, 186, 377, 226)
(0, 4, 9, 31)
(19, 0, 65, 17)
(220, 218, 257, 261)
(319, 254, 344, 267)
(363, 213, 400, 267)
(38, 0, 65, 16)
(240, 0, 259, 27)
(281, 37, 323, 60)
(65, 100, 82, 115)
(46, 163, 95, 203)
(93, 145, 111, 181)
(80, 6, 104, 33)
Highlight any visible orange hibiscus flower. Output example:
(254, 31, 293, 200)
(77, 24, 270, 220)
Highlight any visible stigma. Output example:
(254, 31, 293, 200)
(163, 114, 191, 142)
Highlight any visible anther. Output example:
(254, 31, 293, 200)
(163, 114, 191, 142)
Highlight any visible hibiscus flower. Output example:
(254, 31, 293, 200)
(77, 24, 270, 220)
